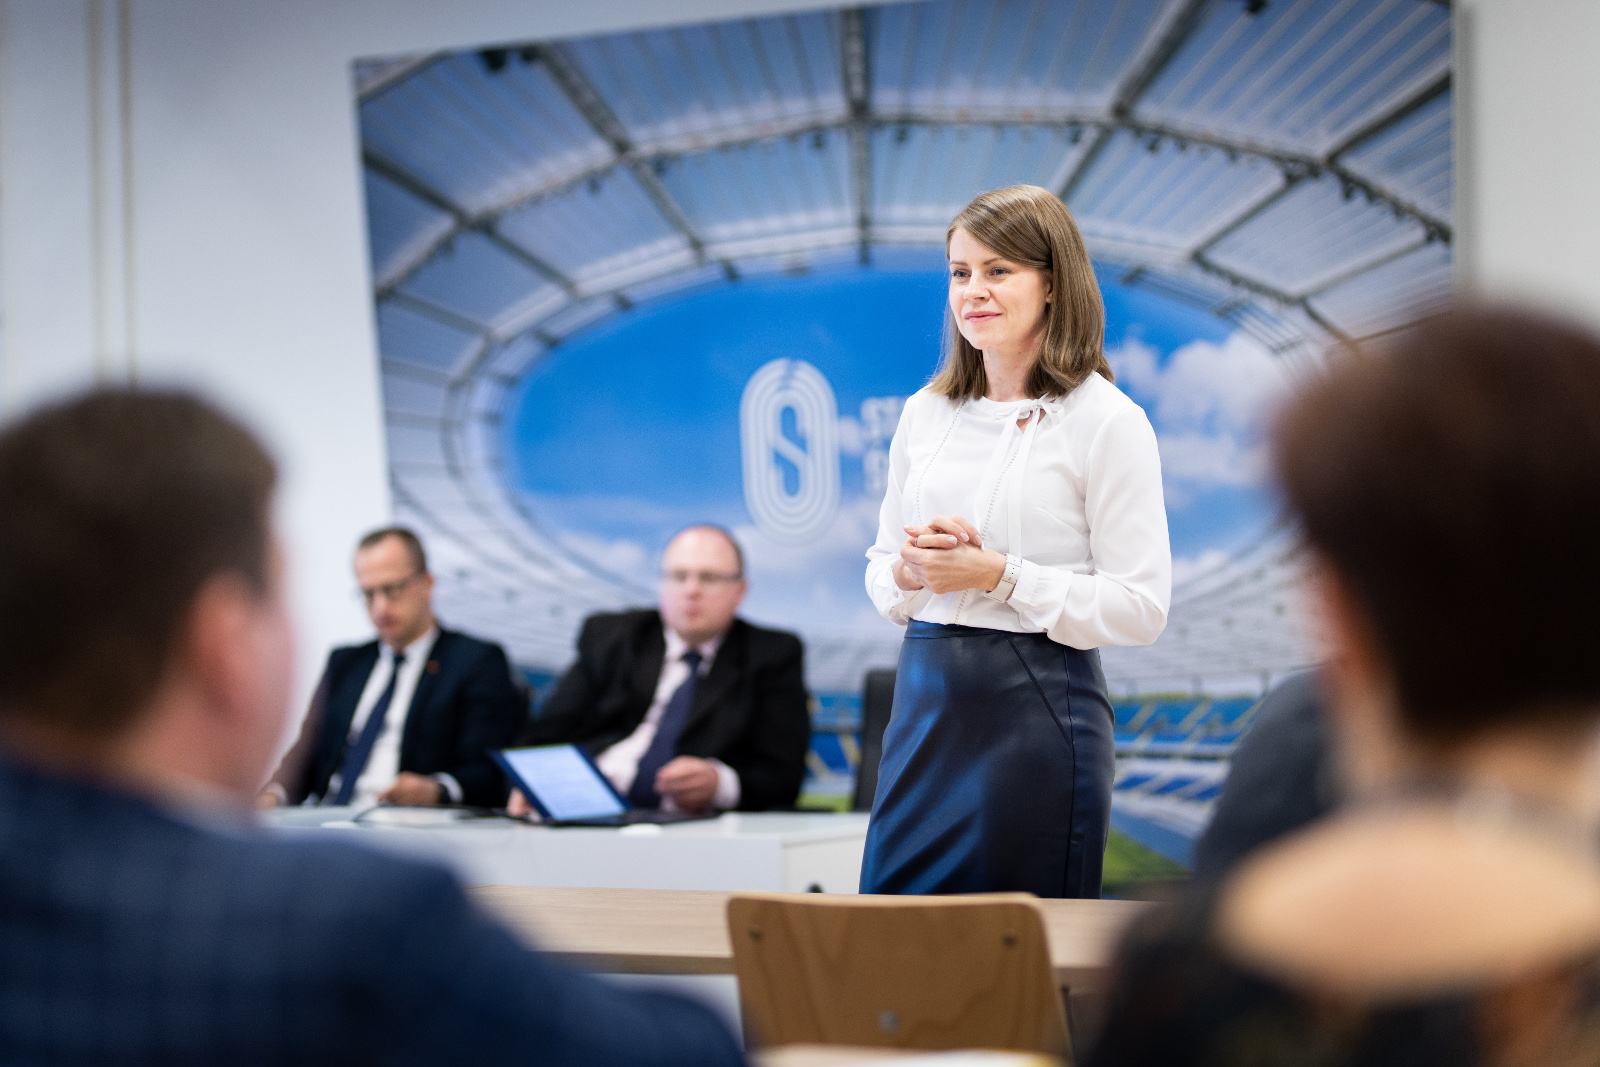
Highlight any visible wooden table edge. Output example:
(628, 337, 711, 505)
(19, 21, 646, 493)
(543, 950, 737, 976)
(473, 884, 1144, 991)
(543, 950, 1116, 991)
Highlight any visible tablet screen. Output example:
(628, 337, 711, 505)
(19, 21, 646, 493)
(500, 744, 626, 821)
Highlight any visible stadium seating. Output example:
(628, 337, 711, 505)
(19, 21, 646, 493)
(1109, 756, 1232, 864)
(1112, 695, 1263, 757)
(1100, 694, 1266, 863)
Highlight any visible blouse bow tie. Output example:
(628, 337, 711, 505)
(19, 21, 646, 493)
(975, 397, 1065, 560)
(1005, 397, 1065, 421)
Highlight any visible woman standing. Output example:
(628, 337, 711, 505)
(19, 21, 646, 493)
(862, 185, 1170, 898)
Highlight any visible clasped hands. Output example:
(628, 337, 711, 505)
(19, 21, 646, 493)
(892, 514, 1010, 597)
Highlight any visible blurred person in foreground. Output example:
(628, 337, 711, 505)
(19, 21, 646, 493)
(0, 389, 741, 1066)
(260, 526, 523, 809)
(512, 525, 808, 814)
(1189, 669, 1337, 882)
(1089, 305, 1600, 1066)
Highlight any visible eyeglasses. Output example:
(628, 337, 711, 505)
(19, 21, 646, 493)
(661, 569, 743, 588)
(356, 572, 424, 604)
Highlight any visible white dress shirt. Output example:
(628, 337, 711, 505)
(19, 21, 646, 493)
(866, 374, 1171, 649)
(323, 626, 461, 807)
(596, 627, 741, 811)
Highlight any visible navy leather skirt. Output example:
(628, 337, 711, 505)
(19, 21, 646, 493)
(860, 620, 1115, 898)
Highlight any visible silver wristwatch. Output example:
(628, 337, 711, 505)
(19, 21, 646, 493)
(984, 553, 1022, 603)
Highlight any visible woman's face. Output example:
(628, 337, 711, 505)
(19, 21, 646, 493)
(947, 226, 1052, 360)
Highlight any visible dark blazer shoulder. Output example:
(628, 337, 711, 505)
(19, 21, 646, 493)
(728, 618, 803, 661)
(1190, 670, 1331, 882)
(432, 626, 511, 664)
(329, 629, 510, 665)
(321, 640, 381, 697)
(3, 757, 450, 918)
(0, 761, 744, 1066)
(582, 609, 663, 640)
(574, 609, 666, 661)
(328, 638, 379, 667)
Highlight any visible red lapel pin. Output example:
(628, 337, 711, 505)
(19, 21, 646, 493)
(426, 660, 440, 674)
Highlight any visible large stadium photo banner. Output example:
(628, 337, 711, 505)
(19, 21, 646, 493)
(355, 0, 1453, 708)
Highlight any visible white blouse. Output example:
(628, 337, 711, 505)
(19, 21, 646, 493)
(865, 373, 1171, 650)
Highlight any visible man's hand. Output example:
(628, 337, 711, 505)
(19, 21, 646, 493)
(655, 756, 719, 813)
(379, 771, 445, 806)
(506, 789, 533, 817)
(253, 790, 281, 810)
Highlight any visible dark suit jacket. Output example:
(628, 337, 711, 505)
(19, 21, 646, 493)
(519, 610, 810, 811)
(0, 754, 742, 1066)
(1190, 670, 1337, 882)
(273, 627, 524, 808)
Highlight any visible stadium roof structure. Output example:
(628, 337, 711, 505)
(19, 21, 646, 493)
(356, 0, 1452, 693)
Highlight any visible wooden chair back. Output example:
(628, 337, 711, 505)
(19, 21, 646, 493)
(727, 892, 1069, 1059)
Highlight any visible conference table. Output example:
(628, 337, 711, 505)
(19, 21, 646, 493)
(470, 884, 1154, 993)
(262, 806, 1152, 1030)
(260, 808, 1152, 992)
(260, 806, 870, 893)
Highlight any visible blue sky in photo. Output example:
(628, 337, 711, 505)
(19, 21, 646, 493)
(502, 255, 1282, 631)
(505, 268, 946, 511)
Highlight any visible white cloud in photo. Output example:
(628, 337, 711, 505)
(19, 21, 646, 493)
(1110, 331, 1287, 430)
(836, 413, 866, 457)
(1107, 331, 1288, 499)
(516, 490, 726, 531)
(734, 494, 884, 577)
(555, 530, 650, 581)
(1170, 547, 1230, 588)
(1156, 431, 1268, 499)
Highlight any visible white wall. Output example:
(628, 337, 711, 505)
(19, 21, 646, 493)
(1456, 0, 1600, 325)
(0, 2, 102, 405)
(0, 0, 845, 718)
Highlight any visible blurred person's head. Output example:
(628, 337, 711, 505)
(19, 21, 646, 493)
(0, 389, 290, 803)
(933, 184, 1111, 400)
(658, 526, 746, 647)
(1274, 305, 1600, 790)
(354, 527, 434, 651)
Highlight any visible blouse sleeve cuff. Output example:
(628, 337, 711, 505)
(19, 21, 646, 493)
(883, 584, 933, 621)
(1007, 557, 1052, 619)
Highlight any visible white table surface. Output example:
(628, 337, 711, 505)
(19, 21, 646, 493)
(259, 807, 871, 893)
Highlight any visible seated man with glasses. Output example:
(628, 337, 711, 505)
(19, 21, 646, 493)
(260, 527, 524, 809)
(512, 525, 809, 814)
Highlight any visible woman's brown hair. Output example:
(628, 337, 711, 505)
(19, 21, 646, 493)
(931, 184, 1112, 401)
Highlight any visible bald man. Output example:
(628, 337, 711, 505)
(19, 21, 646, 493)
(515, 526, 809, 813)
